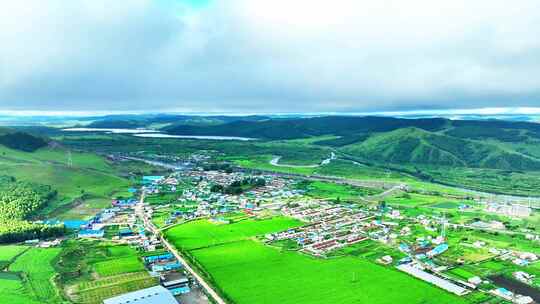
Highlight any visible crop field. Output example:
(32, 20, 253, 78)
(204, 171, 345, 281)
(448, 229, 538, 253)
(71, 271, 158, 304)
(151, 207, 174, 228)
(56, 197, 112, 220)
(167, 216, 468, 304)
(54, 241, 156, 304)
(93, 256, 145, 277)
(299, 180, 381, 200)
(190, 240, 467, 304)
(0, 272, 41, 304)
(446, 267, 478, 280)
(166, 216, 303, 250)
(145, 192, 179, 205)
(9, 247, 62, 303)
(385, 193, 461, 207)
(0, 245, 28, 262)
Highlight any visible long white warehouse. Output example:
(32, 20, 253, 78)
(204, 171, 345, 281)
(397, 263, 469, 296)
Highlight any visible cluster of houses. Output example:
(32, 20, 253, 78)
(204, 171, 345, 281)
(267, 200, 373, 256)
(485, 202, 532, 217)
(145, 170, 303, 224)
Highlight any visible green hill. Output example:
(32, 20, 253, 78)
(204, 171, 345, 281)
(0, 127, 48, 152)
(340, 127, 540, 171)
(164, 116, 448, 139)
(163, 116, 540, 171)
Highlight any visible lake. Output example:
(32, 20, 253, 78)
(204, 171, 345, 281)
(62, 128, 255, 140)
(133, 133, 255, 141)
(62, 128, 158, 134)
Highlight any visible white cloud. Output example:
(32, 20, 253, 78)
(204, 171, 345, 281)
(0, 0, 539, 112)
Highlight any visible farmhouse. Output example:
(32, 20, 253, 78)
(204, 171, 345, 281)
(427, 243, 449, 258)
(78, 229, 104, 238)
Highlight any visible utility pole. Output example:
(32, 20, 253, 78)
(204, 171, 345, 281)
(441, 212, 446, 239)
(67, 150, 73, 168)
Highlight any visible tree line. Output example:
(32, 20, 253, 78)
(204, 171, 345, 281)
(0, 175, 65, 243)
(210, 177, 266, 195)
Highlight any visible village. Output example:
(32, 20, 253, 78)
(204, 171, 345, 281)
(23, 152, 540, 304)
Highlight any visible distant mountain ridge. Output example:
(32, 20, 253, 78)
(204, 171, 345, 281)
(86, 114, 271, 129)
(164, 116, 449, 139)
(164, 116, 540, 171)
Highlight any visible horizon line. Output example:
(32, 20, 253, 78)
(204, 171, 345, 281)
(3, 107, 540, 117)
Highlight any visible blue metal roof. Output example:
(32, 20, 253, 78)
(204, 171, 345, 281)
(103, 285, 177, 304)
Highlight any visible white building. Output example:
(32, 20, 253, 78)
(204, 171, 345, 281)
(103, 286, 177, 304)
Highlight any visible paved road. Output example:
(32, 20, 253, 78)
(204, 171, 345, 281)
(269, 152, 336, 168)
(136, 192, 228, 304)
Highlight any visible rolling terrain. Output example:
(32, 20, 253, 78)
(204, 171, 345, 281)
(163, 116, 540, 172)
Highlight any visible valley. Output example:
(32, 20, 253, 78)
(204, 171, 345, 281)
(0, 115, 539, 304)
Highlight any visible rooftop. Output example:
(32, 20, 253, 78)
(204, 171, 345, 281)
(102, 285, 177, 304)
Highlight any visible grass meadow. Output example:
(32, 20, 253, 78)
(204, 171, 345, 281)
(301, 180, 381, 200)
(0, 145, 130, 218)
(93, 256, 145, 277)
(9, 247, 62, 303)
(191, 240, 467, 304)
(0, 272, 41, 304)
(0, 245, 28, 262)
(165, 216, 303, 250)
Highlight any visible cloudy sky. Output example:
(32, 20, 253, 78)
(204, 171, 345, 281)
(1, 0, 540, 114)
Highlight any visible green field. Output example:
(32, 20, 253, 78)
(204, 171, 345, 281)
(53, 241, 156, 304)
(166, 216, 303, 250)
(190, 240, 467, 304)
(9, 247, 62, 303)
(0, 272, 41, 304)
(299, 180, 381, 200)
(93, 256, 145, 277)
(167, 216, 469, 304)
(385, 193, 462, 207)
(0, 245, 28, 262)
(56, 197, 113, 220)
(0, 146, 131, 218)
(72, 271, 158, 304)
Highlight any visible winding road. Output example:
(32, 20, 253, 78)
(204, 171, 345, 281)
(269, 152, 336, 168)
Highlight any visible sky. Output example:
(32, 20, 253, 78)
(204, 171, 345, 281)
(1, 0, 540, 114)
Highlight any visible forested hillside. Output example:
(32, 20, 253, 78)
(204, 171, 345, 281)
(0, 128, 48, 152)
(163, 116, 540, 171)
(0, 176, 64, 243)
(341, 128, 540, 171)
(164, 116, 448, 139)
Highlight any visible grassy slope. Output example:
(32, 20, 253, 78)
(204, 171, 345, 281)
(0, 145, 129, 218)
(341, 127, 540, 170)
